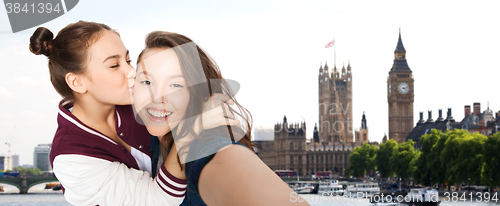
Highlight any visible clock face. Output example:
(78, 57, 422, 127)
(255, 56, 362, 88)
(398, 82, 409, 94)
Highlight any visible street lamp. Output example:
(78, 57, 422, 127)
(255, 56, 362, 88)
(448, 177, 451, 192)
(468, 178, 470, 192)
(490, 178, 493, 193)
(399, 177, 402, 192)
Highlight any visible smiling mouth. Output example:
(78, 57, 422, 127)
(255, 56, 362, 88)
(144, 108, 173, 124)
(147, 108, 173, 118)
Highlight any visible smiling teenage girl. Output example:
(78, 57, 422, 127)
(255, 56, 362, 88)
(134, 31, 310, 206)
(29, 21, 234, 206)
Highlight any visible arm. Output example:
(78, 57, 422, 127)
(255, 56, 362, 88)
(198, 144, 310, 206)
(53, 154, 186, 206)
(163, 141, 186, 180)
(169, 93, 239, 164)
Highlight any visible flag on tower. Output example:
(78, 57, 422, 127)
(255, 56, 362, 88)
(325, 39, 335, 48)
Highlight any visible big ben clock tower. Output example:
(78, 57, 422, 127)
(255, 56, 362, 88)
(387, 30, 414, 143)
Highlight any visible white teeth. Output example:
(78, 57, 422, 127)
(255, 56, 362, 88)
(147, 109, 172, 118)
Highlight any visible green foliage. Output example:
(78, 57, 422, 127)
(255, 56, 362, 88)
(376, 139, 397, 178)
(409, 150, 421, 179)
(428, 130, 449, 185)
(347, 143, 378, 177)
(413, 129, 441, 185)
(441, 129, 486, 186)
(410, 129, 500, 188)
(390, 140, 418, 181)
(347, 129, 498, 187)
(11, 166, 43, 175)
(482, 132, 500, 186)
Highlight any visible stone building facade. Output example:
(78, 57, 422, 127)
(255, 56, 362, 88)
(254, 113, 378, 177)
(318, 62, 353, 143)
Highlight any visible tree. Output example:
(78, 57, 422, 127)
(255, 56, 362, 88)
(409, 150, 421, 183)
(413, 129, 441, 186)
(347, 143, 378, 178)
(12, 166, 43, 175)
(376, 139, 397, 178)
(347, 149, 364, 178)
(441, 129, 486, 187)
(483, 132, 500, 188)
(427, 130, 450, 186)
(390, 140, 418, 181)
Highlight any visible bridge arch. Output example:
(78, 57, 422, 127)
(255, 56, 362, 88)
(0, 176, 59, 194)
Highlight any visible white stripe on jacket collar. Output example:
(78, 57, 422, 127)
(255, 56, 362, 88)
(58, 102, 123, 145)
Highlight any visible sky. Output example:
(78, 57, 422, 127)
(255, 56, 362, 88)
(0, 0, 499, 165)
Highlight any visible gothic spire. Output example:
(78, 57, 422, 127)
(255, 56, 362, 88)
(361, 111, 367, 129)
(395, 28, 406, 52)
(324, 60, 329, 73)
(390, 29, 411, 73)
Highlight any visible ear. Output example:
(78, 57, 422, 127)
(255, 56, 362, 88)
(65, 73, 87, 94)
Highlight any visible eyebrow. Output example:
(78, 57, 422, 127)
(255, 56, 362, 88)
(103, 50, 130, 63)
(137, 71, 149, 76)
(136, 71, 184, 80)
(169, 74, 184, 79)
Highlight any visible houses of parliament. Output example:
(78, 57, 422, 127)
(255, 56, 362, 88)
(254, 31, 414, 177)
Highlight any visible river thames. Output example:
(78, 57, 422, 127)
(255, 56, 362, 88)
(1, 183, 499, 205)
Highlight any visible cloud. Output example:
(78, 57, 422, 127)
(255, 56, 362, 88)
(21, 110, 45, 120)
(6, 76, 40, 87)
(0, 113, 12, 120)
(0, 86, 16, 98)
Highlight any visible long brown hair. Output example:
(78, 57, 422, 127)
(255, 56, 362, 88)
(138, 31, 255, 155)
(29, 21, 115, 101)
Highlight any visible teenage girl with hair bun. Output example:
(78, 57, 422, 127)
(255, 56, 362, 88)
(30, 21, 234, 206)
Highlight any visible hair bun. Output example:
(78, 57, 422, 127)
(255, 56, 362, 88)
(29, 27, 54, 57)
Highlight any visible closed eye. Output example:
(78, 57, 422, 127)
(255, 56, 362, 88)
(111, 60, 131, 68)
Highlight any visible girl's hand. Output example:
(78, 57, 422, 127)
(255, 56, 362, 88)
(194, 93, 240, 134)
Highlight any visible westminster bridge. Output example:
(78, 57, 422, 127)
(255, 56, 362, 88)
(0, 175, 59, 194)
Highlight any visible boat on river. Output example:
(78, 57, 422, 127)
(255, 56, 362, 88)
(318, 179, 344, 196)
(288, 181, 319, 194)
(345, 182, 380, 198)
(402, 188, 440, 206)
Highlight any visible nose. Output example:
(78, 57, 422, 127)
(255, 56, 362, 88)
(147, 82, 165, 105)
(152, 95, 165, 104)
(127, 66, 136, 80)
(127, 66, 136, 89)
(150, 84, 172, 105)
